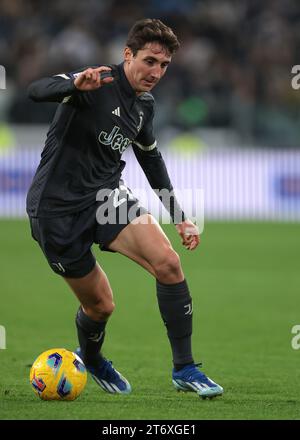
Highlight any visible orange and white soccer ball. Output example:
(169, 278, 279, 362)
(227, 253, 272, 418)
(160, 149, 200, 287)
(30, 348, 87, 401)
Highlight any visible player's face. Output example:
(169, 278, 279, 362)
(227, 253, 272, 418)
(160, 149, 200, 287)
(124, 42, 171, 94)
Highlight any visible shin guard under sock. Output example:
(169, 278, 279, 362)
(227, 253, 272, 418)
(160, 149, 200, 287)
(75, 306, 107, 367)
(156, 279, 194, 366)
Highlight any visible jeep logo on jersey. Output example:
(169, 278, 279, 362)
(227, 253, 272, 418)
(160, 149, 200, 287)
(98, 126, 131, 154)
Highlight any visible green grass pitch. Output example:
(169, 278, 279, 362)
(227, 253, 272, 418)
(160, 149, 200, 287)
(0, 220, 299, 420)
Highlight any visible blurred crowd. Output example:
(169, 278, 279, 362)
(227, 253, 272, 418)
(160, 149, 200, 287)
(1, 0, 300, 147)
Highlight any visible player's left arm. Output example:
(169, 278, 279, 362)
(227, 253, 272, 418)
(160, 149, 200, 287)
(175, 219, 200, 251)
(133, 98, 200, 250)
(133, 143, 199, 250)
(133, 100, 199, 251)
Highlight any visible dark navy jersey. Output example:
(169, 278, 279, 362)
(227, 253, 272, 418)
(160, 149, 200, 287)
(26, 62, 185, 222)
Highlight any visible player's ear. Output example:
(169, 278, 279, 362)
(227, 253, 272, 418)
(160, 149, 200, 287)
(124, 47, 133, 64)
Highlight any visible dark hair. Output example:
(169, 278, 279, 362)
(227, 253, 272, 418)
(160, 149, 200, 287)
(126, 18, 180, 56)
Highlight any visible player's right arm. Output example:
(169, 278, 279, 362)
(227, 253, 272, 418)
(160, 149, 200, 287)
(27, 66, 113, 103)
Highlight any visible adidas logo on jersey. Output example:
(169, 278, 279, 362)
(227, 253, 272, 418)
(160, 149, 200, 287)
(112, 107, 120, 117)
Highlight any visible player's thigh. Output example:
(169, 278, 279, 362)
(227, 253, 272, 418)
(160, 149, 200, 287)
(29, 211, 96, 278)
(107, 214, 176, 271)
(30, 211, 114, 316)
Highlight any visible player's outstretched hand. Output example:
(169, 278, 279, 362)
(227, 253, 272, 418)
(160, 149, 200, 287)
(176, 219, 200, 251)
(74, 66, 114, 91)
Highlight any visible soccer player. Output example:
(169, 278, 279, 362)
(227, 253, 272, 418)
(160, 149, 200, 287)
(27, 18, 223, 399)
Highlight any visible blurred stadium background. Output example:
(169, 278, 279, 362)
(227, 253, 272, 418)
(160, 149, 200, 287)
(1, 0, 300, 420)
(0, 0, 300, 219)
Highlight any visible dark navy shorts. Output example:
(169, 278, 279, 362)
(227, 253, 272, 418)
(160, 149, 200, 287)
(29, 185, 148, 278)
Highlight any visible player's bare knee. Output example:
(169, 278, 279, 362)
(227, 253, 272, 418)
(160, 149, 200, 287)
(98, 300, 115, 320)
(86, 299, 115, 321)
(103, 300, 115, 318)
(154, 248, 183, 283)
